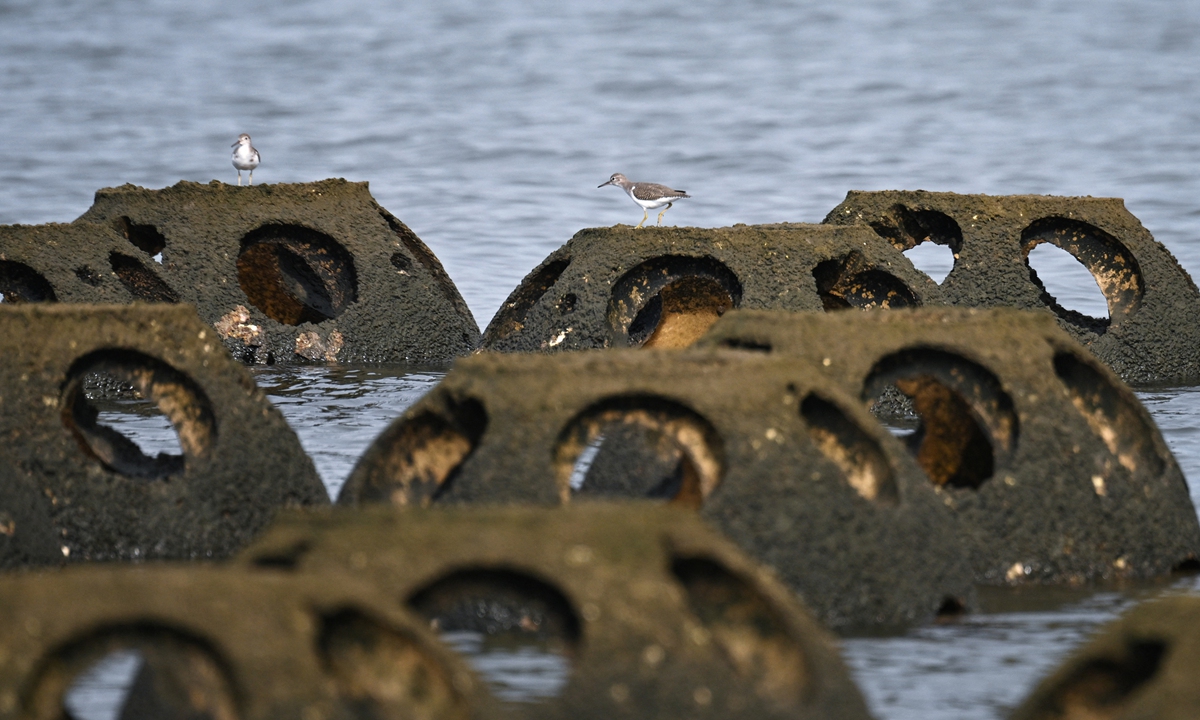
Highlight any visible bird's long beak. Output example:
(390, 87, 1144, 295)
(598, 180, 613, 188)
(232, 140, 240, 147)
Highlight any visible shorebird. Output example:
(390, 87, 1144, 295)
(231, 134, 260, 186)
(598, 173, 690, 228)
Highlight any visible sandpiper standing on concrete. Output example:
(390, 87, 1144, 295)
(232, 134, 260, 186)
(598, 173, 690, 228)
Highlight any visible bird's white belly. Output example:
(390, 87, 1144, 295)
(232, 149, 259, 170)
(626, 187, 676, 210)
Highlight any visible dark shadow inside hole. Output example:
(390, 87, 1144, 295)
(812, 252, 920, 311)
(608, 255, 743, 348)
(1021, 217, 1144, 335)
(481, 258, 570, 345)
(407, 569, 579, 702)
(1053, 351, 1165, 477)
(935, 597, 967, 618)
(317, 608, 462, 717)
(109, 253, 179, 303)
(61, 350, 216, 480)
(110, 217, 167, 257)
(555, 395, 724, 508)
(1049, 640, 1166, 718)
(32, 628, 238, 720)
(718, 337, 772, 352)
(867, 204, 964, 253)
(1172, 557, 1200, 574)
(670, 556, 807, 708)
(0, 260, 57, 303)
(236, 224, 358, 326)
(248, 539, 311, 571)
(863, 348, 1017, 490)
(337, 397, 488, 507)
(800, 393, 898, 504)
(389, 252, 413, 272)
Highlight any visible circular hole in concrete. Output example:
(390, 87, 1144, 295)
(1052, 350, 1165, 477)
(237, 224, 358, 326)
(29, 628, 238, 720)
(318, 608, 465, 716)
(108, 252, 178, 303)
(555, 395, 724, 507)
(812, 251, 920, 311)
(862, 348, 1018, 490)
(0, 260, 57, 303)
(1021, 217, 1144, 335)
(868, 204, 963, 285)
(336, 397, 487, 507)
(670, 555, 807, 709)
(903, 242, 956, 284)
(800, 393, 899, 504)
(481, 258, 570, 345)
(61, 350, 216, 480)
(608, 255, 742, 348)
(110, 216, 166, 258)
(407, 569, 580, 702)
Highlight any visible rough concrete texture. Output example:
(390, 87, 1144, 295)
(1009, 595, 1200, 720)
(0, 304, 328, 565)
(479, 223, 942, 352)
(695, 308, 1200, 584)
(823, 190, 1200, 384)
(238, 503, 875, 720)
(0, 222, 176, 304)
(336, 350, 976, 631)
(73, 179, 478, 363)
(0, 565, 492, 720)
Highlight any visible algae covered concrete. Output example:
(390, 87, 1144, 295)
(0, 565, 491, 720)
(480, 223, 943, 352)
(0, 304, 328, 565)
(1010, 596, 1200, 720)
(74, 179, 478, 363)
(238, 503, 875, 720)
(824, 190, 1200, 384)
(0, 222, 172, 304)
(696, 308, 1200, 584)
(336, 350, 976, 631)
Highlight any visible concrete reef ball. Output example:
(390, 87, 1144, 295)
(695, 307, 1200, 584)
(1010, 596, 1200, 720)
(0, 303, 328, 566)
(479, 223, 941, 353)
(824, 190, 1200, 384)
(335, 349, 977, 631)
(238, 503, 876, 720)
(44, 178, 480, 364)
(0, 565, 493, 720)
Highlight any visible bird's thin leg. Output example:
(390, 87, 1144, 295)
(237, 170, 242, 186)
(636, 209, 648, 229)
(657, 202, 674, 225)
(248, 169, 253, 186)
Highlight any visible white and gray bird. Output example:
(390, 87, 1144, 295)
(231, 133, 261, 186)
(598, 173, 690, 228)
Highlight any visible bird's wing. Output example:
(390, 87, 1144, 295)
(631, 183, 687, 201)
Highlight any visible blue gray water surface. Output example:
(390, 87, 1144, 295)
(6, 0, 1200, 718)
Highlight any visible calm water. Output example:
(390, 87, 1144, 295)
(7, 0, 1200, 718)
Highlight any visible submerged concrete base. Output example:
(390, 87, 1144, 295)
(239, 504, 875, 720)
(480, 223, 942, 352)
(696, 308, 1200, 584)
(824, 190, 1200, 384)
(337, 349, 976, 631)
(63, 179, 479, 363)
(0, 304, 328, 565)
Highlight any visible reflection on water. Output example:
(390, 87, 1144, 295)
(248, 364, 446, 498)
(439, 630, 571, 702)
